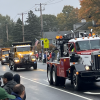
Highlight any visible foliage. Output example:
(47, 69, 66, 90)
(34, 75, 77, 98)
(25, 10, 41, 44)
(12, 18, 22, 42)
(79, 0, 100, 34)
(57, 5, 79, 31)
(42, 14, 58, 32)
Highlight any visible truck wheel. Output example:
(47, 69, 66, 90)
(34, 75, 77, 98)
(73, 69, 81, 90)
(34, 63, 37, 70)
(12, 61, 17, 71)
(1, 61, 4, 65)
(47, 66, 53, 85)
(52, 67, 59, 86)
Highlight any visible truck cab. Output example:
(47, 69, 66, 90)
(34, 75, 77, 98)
(9, 41, 37, 71)
(1, 48, 10, 65)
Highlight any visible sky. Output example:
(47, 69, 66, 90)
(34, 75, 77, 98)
(0, 0, 81, 22)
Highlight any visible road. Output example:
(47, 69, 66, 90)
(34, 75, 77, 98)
(0, 62, 100, 100)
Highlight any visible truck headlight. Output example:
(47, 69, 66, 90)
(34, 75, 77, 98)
(32, 58, 36, 61)
(30, 52, 33, 55)
(14, 60, 19, 63)
(2, 58, 6, 60)
(85, 66, 90, 70)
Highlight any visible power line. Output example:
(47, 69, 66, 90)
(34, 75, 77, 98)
(47, 0, 63, 5)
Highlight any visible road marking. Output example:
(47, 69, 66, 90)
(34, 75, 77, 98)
(43, 79, 48, 82)
(84, 92, 100, 95)
(21, 76, 93, 100)
(35, 69, 46, 72)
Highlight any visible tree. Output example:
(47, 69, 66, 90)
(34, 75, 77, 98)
(57, 5, 79, 31)
(25, 10, 41, 44)
(79, 0, 100, 34)
(42, 14, 58, 32)
(12, 18, 22, 42)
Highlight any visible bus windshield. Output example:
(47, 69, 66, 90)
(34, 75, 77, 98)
(76, 39, 100, 51)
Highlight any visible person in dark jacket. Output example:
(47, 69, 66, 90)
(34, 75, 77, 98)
(13, 74, 26, 100)
(2, 72, 17, 94)
(11, 84, 25, 100)
(52, 51, 55, 62)
(13, 74, 20, 84)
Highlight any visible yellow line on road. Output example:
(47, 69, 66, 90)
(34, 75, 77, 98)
(35, 69, 46, 72)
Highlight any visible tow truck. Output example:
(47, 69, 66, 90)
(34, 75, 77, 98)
(47, 32, 100, 90)
(1, 48, 10, 65)
(9, 41, 37, 71)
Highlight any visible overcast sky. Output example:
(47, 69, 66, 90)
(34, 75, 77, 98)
(0, 0, 81, 22)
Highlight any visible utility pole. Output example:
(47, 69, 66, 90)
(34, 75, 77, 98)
(35, 3, 46, 38)
(35, 3, 46, 60)
(18, 13, 27, 42)
(6, 24, 8, 42)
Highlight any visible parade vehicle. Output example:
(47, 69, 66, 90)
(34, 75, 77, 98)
(1, 48, 10, 65)
(9, 41, 37, 71)
(47, 32, 100, 90)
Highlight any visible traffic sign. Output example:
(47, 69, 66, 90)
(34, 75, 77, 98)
(44, 43, 49, 48)
(44, 38, 49, 44)
(40, 38, 44, 40)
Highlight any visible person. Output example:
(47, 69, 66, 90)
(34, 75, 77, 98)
(39, 52, 42, 61)
(52, 51, 55, 62)
(0, 87, 15, 100)
(13, 74, 26, 100)
(43, 52, 46, 63)
(71, 44, 75, 52)
(11, 84, 25, 100)
(2, 72, 17, 94)
(35, 53, 38, 60)
(49, 52, 52, 61)
(13, 74, 20, 84)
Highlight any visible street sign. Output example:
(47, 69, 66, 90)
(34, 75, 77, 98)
(44, 38, 49, 44)
(40, 38, 44, 40)
(44, 43, 49, 48)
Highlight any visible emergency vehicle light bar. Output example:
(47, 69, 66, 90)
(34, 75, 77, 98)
(56, 35, 63, 39)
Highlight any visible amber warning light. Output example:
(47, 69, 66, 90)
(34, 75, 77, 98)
(56, 35, 63, 39)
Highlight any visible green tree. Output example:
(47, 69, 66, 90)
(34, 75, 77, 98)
(12, 18, 22, 42)
(42, 14, 58, 32)
(25, 10, 41, 44)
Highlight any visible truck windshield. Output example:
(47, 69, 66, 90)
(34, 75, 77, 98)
(3, 51, 9, 54)
(16, 47, 30, 52)
(76, 39, 100, 51)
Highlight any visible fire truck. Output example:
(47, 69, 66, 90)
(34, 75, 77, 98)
(47, 32, 100, 90)
(9, 41, 37, 71)
(1, 48, 10, 65)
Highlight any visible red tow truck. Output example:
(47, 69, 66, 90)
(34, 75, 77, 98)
(47, 32, 100, 90)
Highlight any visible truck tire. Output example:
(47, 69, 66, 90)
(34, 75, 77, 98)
(13, 65, 17, 71)
(1, 61, 4, 65)
(73, 69, 81, 90)
(52, 67, 59, 86)
(34, 63, 37, 70)
(47, 66, 53, 85)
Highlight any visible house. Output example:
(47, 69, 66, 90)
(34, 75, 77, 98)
(43, 31, 71, 45)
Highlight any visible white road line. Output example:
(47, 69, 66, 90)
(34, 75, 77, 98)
(43, 79, 48, 82)
(84, 92, 100, 95)
(21, 76, 93, 100)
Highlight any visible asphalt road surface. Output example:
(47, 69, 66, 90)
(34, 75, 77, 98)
(1, 62, 100, 100)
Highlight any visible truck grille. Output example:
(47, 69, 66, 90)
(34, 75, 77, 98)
(24, 55, 29, 60)
(94, 55, 100, 70)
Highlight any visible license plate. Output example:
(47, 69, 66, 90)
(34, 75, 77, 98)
(34, 62, 36, 63)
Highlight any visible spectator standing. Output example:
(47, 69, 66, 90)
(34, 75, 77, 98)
(2, 72, 17, 94)
(44, 52, 46, 63)
(52, 51, 55, 62)
(39, 52, 42, 61)
(49, 52, 52, 61)
(35, 53, 38, 60)
(11, 84, 25, 100)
